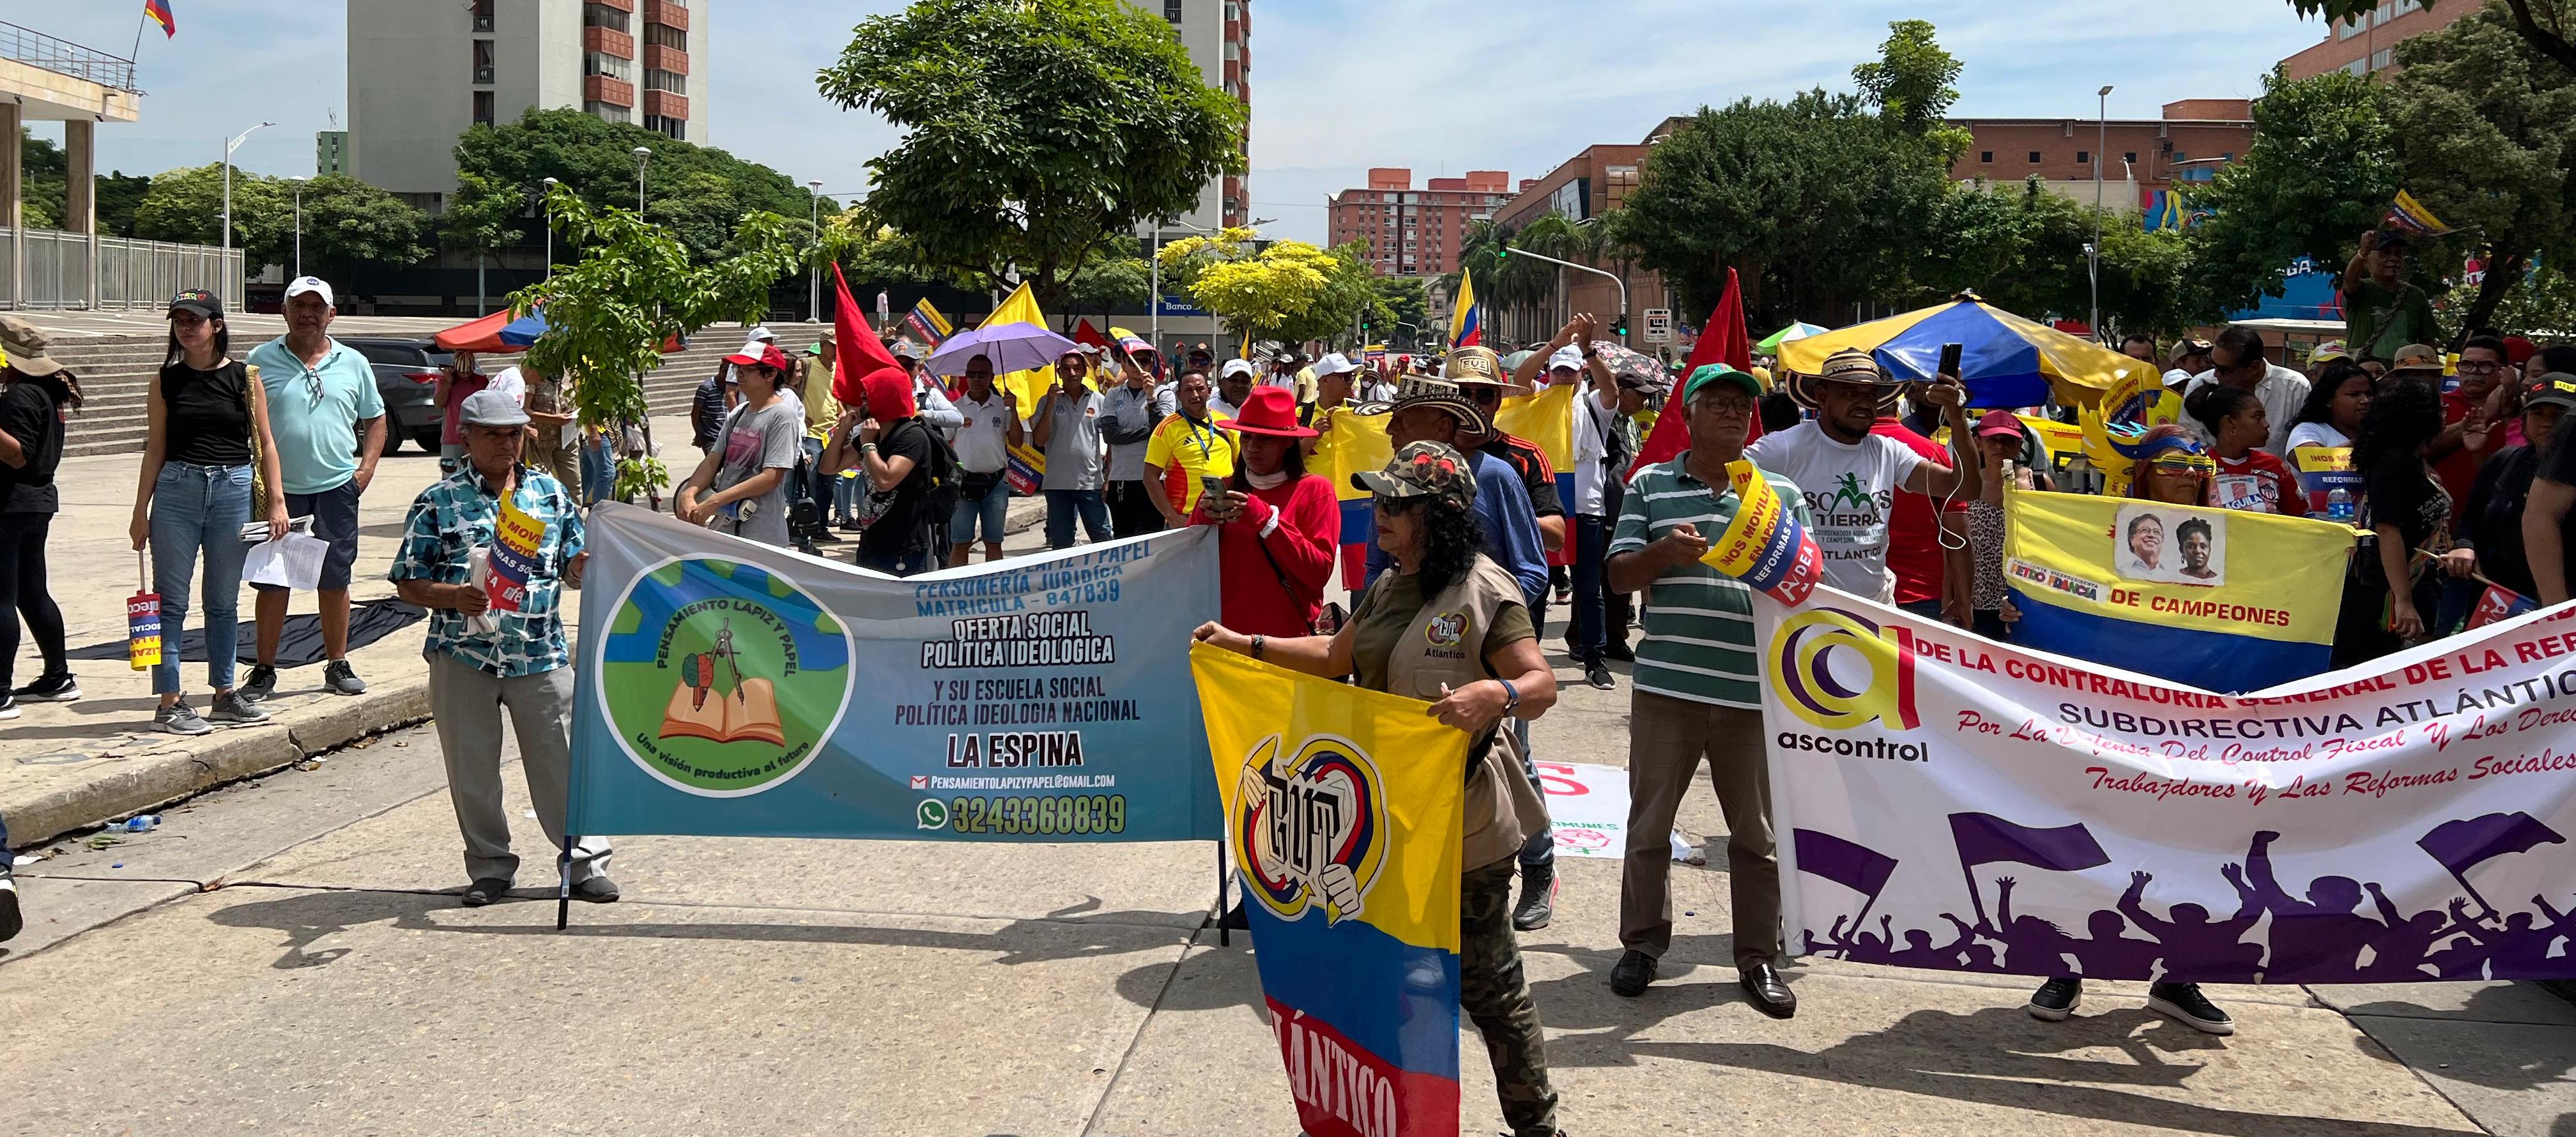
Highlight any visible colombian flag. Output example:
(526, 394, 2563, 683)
(1449, 270, 1480, 349)
(905, 297, 952, 347)
(1315, 382, 1579, 581)
(144, 0, 176, 36)
(2384, 189, 2455, 238)
(1194, 644, 1463, 1137)
(2004, 489, 2356, 694)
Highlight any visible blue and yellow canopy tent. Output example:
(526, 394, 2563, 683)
(1774, 293, 2147, 409)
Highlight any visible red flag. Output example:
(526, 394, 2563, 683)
(830, 263, 910, 414)
(1071, 317, 1108, 349)
(1629, 268, 1758, 480)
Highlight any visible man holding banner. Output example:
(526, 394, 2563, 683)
(1604, 363, 1811, 1016)
(390, 391, 615, 908)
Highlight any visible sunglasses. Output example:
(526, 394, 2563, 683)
(2149, 454, 2216, 475)
(1371, 494, 1425, 513)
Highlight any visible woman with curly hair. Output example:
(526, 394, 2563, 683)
(1194, 440, 1566, 1137)
(2341, 379, 2460, 664)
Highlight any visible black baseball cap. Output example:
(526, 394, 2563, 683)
(167, 289, 222, 319)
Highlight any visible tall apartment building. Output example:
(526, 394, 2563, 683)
(348, 0, 710, 211)
(2282, 0, 2475, 79)
(1326, 169, 1512, 278)
(1142, 0, 1250, 229)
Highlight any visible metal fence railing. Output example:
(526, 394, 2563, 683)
(0, 21, 141, 93)
(0, 227, 243, 312)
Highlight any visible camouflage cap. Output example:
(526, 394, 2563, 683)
(1351, 440, 1478, 509)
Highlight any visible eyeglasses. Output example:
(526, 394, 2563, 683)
(2457, 360, 2504, 374)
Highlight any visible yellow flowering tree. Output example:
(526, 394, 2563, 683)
(1157, 228, 1380, 347)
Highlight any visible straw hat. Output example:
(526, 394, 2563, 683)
(1784, 347, 1902, 412)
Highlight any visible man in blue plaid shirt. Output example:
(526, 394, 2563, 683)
(391, 390, 616, 908)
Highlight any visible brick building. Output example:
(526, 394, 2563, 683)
(1947, 100, 2255, 212)
(1325, 169, 1513, 278)
(2281, 0, 2476, 80)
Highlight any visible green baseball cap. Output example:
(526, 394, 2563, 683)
(1682, 364, 1762, 404)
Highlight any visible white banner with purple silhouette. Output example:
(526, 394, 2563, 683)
(1758, 590, 2576, 984)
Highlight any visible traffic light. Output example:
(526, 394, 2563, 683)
(1613, 313, 1630, 339)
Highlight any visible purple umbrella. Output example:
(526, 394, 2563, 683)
(924, 321, 1078, 378)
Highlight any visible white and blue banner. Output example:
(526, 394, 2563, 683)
(1761, 590, 2576, 984)
(567, 503, 1225, 843)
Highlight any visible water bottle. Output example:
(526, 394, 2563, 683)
(122, 814, 160, 833)
(2327, 487, 2352, 523)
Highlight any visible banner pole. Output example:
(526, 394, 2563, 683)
(1216, 840, 1230, 948)
(1959, 852, 1990, 931)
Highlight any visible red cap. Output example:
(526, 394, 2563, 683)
(724, 344, 790, 371)
(1972, 409, 2024, 438)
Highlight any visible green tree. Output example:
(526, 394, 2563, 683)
(18, 130, 65, 230)
(816, 0, 1246, 309)
(1368, 275, 1429, 346)
(1062, 237, 1153, 316)
(513, 186, 807, 498)
(132, 163, 290, 252)
(263, 176, 432, 279)
(1917, 178, 2200, 337)
(96, 172, 151, 238)
(1158, 230, 1378, 347)
(2385, 3, 2576, 341)
(454, 108, 823, 263)
(2280, 0, 2576, 77)
(1615, 24, 1964, 326)
(441, 169, 528, 309)
(2441, 262, 2576, 334)
(2185, 67, 2397, 318)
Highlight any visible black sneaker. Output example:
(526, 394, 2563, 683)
(0, 693, 18, 721)
(2027, 976, 2083, 1021)
(1583, 659, 1616, 691)
(13, 673, 79, 703)
(323, 660, 367, 696)
(1609, 949, 1658, 997)
(1510, 865, 1556, 932)
(240, 665, 279, 702)
(0, 857, 20, 942)
(1602, 639, 1635, 663)
(2147, 981, 2235, 1035)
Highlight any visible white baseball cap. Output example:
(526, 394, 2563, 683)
(746, 326, 776, 343)
(1311, 353, 1359, 377)
(1547, 345, 1585, 372)
(283, 276, 335, 308)
(1219, 358, 1258, 381)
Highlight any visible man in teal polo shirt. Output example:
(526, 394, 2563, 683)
(241, 276, 385, 699)
(1604, 363, 1808, 1019)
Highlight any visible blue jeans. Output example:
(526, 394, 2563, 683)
(579, 431, 614, 506)
(1044, 488, 1112, 550)
(832, 468, 859, 521)
(952, 476, 1012, 545)
(150, 461, 254, 695)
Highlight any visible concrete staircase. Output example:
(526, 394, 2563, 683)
(51, 324, 834, 459)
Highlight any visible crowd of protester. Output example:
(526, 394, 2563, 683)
(6, 248, 2574, 1137)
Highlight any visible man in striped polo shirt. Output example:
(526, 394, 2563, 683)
(1604, 363, 1809, 1019)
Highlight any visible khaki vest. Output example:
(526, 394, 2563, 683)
(1371, 555, 1552, 871)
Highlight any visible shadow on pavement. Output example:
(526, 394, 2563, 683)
(1621, 1003, 2469, 1137)
(203, 885, 1202, 972)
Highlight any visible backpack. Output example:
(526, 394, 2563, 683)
(912, 416, 962, 521)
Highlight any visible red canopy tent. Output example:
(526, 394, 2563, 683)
(433, 309, 516, 353)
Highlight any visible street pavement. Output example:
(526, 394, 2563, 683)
(2, 446, 2571, 1135)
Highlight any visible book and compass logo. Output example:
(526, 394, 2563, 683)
(598, 558, 854, 797)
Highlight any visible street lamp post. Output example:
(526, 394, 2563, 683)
(632, 146, 652, 216)
(2093, 84, 2112, 343)
(1496, 245, 1629, 346)
(808, 180, 825, 322)
(288, 176, 309, 280)
(540, 176, 558, 279)
(220, 121, 274, 310)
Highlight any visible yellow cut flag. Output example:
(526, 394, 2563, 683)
(1192, 642, 1466, 1135)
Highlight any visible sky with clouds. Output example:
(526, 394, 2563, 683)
(35, 1, 2329, 245)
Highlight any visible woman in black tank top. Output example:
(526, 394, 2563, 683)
(126, 290, 287, 735)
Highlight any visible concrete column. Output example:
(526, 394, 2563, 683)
(1, 101, 19, 310)
(66, 119, 95, 309)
